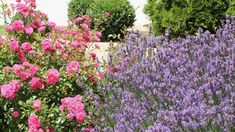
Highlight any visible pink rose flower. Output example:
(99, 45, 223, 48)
(16, 3, 29, 17)
(66, 61, 81, 75)
(29, 77, 44, 91)
(24, 27, 33, 35)
(33, 100, 41, 111)
(10, 80, 21, 91)
(38, 26, 45, 32)
(25, 63, 39, 77)
(5, 26, 13, 32)
(41, 40, 55, 54)
(28, 114, 42, 129)
(70, 41, 80, 47)
(46, 69, 60, 85)
(41, 40, 51, 51)
(22, 42, 32, 52)
(12, 64, 23, 75)
(73, 17, 83, 23)
(74, 95, 82, 102)
(1, 84, 16, 99)
(76, 112, 86, 124)
(94, 36, 100, 42)
(9, 40, 19, 51)
(29, 128, 44, 132)
(19, 72, 30, 80)
(0, 80, 21, 99)
(12, 20, 24, 32)
(29, 50, 36, 54)
(83, 31, 91, 42)
(11, 111, 20, 118)
(95, 31, 102, 37)
(80, 23, 89, 31)
(44, 21, 56, 27)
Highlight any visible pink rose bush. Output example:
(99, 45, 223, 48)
(0, 0, 103, 131)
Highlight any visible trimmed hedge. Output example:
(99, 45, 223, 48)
(68, 0, 136, 41)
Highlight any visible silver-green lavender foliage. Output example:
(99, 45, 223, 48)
(97, 16, 235, 132)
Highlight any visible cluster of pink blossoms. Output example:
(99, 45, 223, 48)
(29, 77, 44, 91)
(0, 80, 21, 99)
(8, 40, 27, 63)
(22, 42, 32, 52)
(60, 95, 86, 124)
(28, 114, 44, 132)
(41, 40, 56, 54)
(14, 0, 36, 17)
(45, 69, 60, 85)
(11, 63, 60, 91)
(6, 19, 33, 34)
(66, 60, 81, 75)
(12, 62, 39, 80)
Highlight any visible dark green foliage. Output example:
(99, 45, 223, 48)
(67, 0, 136, 41)
(144, 0, 231, 38)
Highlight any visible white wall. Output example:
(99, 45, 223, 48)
(1, 0, 149, 26)
(129, 0, 150, 26)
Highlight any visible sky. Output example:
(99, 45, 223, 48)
(1, 0, 149, 26)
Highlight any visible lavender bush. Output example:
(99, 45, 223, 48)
(97, 16, 235, 131)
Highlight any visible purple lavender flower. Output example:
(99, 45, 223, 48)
(98, 16, 235, 131)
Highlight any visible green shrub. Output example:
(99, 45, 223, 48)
(227, 0, 235, 15)
(67, 0, 93, 21)
(144, 0, 230, 38)
(68, 0, 136, 41)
